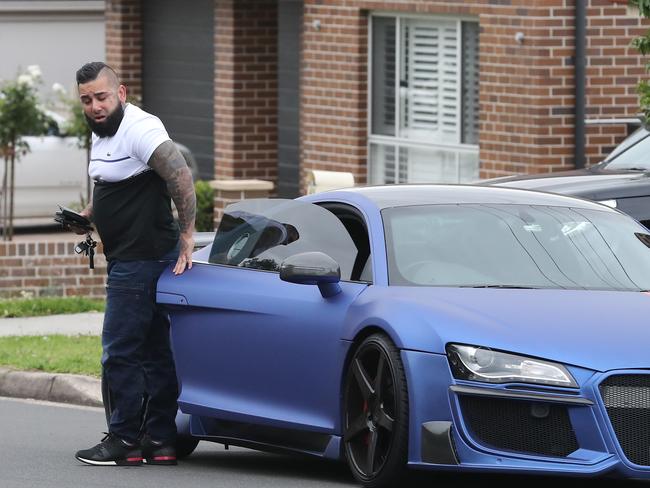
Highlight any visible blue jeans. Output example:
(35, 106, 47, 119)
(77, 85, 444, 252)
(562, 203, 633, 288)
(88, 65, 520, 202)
(102, 247, 179, 443)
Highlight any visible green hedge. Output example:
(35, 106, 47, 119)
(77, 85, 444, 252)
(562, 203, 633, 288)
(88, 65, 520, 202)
(194, 180, 214, 232)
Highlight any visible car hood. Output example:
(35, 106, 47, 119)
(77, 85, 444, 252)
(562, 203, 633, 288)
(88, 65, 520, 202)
(364, 287, 650, 372)
(483, 169, 650, 200)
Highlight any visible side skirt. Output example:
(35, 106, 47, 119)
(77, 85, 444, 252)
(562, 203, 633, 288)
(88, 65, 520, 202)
(192, 415, 339, 458)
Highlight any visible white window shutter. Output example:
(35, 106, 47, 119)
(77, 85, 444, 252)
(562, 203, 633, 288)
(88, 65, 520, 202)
(401, 19, 460, 143)
(440, 23, 460, 140)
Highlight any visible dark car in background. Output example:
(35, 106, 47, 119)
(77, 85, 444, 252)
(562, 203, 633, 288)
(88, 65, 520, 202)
(483, 126, 650, 227)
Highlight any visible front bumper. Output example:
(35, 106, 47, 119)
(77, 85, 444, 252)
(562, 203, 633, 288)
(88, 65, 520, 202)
(402, 349, 650, 479)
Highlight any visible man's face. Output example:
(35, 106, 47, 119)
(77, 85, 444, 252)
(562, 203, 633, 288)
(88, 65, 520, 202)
(78, 73, 127, 138)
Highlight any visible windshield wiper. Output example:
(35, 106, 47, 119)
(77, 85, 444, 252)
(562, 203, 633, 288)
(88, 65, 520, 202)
(461, 284, 538, 289)
(615, 167, 649, 172)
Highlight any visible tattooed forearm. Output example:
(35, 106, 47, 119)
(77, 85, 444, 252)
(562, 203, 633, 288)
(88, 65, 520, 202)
(148, 140, 197, 234)
(165, 166, 196, 234)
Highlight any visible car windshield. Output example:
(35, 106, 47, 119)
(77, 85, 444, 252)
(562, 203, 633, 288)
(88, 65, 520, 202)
(601, 127, 650, 171)
(383, 204, 650, 290)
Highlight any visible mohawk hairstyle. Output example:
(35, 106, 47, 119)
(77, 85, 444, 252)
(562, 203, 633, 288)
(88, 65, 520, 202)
(76, 62, 119, 85)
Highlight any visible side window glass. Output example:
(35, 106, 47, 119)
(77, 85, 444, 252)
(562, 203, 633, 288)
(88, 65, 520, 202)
(358, 255, 373, 282)
(208, 199, 358, 279)
(319, 203, 373, 283)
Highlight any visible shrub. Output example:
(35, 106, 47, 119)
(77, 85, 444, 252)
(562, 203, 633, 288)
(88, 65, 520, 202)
(194, 180, 214, 232)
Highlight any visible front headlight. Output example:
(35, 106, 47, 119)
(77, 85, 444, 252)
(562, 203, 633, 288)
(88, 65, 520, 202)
(446, 344, 578, 388)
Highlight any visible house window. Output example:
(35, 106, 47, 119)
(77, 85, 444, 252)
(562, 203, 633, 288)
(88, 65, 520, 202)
(369, 15, 479, 184)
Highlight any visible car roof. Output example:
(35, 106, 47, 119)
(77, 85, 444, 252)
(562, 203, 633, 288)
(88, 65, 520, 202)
(316, 184, 619, 211)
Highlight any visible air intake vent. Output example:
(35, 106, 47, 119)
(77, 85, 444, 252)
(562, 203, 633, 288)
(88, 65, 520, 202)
(459, 395, 578, 457)
(600, 374, 650, 466)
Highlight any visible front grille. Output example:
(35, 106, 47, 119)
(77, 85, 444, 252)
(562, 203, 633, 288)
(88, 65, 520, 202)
(459, 395, 578, 457)
(600, 374, 650, 466)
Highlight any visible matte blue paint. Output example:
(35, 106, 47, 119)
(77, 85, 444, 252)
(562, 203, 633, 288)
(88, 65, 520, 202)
(346, 285, 650, 371)
(158, 185, 650, 480)
(300, 184, 617, 211)
(163, 262, 366, 433)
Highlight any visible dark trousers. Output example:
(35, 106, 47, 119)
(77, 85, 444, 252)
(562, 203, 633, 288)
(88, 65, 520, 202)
(102, 247, 179, 444)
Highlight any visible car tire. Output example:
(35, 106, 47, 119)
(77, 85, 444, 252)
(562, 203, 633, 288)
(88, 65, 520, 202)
(343, 333, 409, 487)
(101, 371, 199, 459)
(174, 435, 200, 459)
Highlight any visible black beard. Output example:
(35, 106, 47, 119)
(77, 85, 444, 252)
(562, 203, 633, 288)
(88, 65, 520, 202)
(85, 103, 125, 138)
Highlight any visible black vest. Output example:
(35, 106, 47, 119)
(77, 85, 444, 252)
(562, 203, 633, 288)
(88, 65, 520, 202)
(92, 170, 179, 261)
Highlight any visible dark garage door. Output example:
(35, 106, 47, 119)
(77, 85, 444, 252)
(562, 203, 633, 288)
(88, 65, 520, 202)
(142, 0, 214, 180)
(277, 0, 302, 198)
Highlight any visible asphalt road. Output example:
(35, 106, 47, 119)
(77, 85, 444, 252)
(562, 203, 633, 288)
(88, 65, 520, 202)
(1, 396, 646, 488)
(0, 397, 355, 488)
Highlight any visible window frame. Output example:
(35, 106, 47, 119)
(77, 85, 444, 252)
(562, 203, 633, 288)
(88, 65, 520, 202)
(317, 202, 373, 283)
(367, 12, 480, 184)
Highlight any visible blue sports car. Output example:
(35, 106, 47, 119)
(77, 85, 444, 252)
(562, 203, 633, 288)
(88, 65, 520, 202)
(153, 184, 650, 486)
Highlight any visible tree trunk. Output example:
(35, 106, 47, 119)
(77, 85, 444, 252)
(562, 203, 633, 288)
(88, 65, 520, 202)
(8, 147, 15, 241)
(1, 156, 7, 241)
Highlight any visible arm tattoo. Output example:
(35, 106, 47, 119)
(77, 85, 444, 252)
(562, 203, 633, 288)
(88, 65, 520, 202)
(147, 140, 196, 234)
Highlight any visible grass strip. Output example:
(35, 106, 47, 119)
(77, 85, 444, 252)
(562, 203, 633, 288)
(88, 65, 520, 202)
(0, 335, 101, 377)
(0, 297, 105, 318)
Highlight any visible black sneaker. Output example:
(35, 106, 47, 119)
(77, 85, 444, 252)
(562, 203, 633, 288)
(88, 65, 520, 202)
(141, 435, 177, 465)
(75, 433, 143, 466)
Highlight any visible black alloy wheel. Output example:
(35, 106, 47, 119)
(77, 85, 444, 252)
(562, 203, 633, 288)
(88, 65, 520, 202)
(343, 333, 409, 487)
(101, 372, 199, 459)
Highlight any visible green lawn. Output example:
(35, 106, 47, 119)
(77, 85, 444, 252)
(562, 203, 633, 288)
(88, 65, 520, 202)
(0, 296, 105, 318)
(0, 335, 102, 377)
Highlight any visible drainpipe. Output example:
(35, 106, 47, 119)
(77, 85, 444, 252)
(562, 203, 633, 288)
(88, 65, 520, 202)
(574, 0, 586, 169)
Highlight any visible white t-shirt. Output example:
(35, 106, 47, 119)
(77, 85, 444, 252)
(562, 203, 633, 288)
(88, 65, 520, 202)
(88, 103, 171, 182)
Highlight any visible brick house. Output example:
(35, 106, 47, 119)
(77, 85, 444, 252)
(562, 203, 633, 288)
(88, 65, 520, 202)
(107, 0, 649, 196)
(3, 0, 649, 299)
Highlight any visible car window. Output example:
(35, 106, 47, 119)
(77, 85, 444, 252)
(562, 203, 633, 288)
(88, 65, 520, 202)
(318, 202, 372, 282)
(602, 127, 650, 170)
(383, 203, 650, 291)
(208, 199, 358, 279)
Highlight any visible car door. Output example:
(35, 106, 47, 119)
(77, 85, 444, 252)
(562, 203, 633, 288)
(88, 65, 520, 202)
(162, 199, 369, 434)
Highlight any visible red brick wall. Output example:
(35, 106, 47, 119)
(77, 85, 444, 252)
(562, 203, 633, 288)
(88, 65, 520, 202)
(483, 0, 650, 174)
(479, 3, 569, 177)
(300, 0, 650, 185)
(0, 238, 107, 298)
(584, 1, 649, 166)
(300, 2, 369, 191)
(214, 0, 278, 182)
(105, 0, 143, 99)
(103, 0, 650, 188)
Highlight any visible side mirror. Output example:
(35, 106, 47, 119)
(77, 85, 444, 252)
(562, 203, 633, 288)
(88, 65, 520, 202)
(280, 251, 341, 298)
